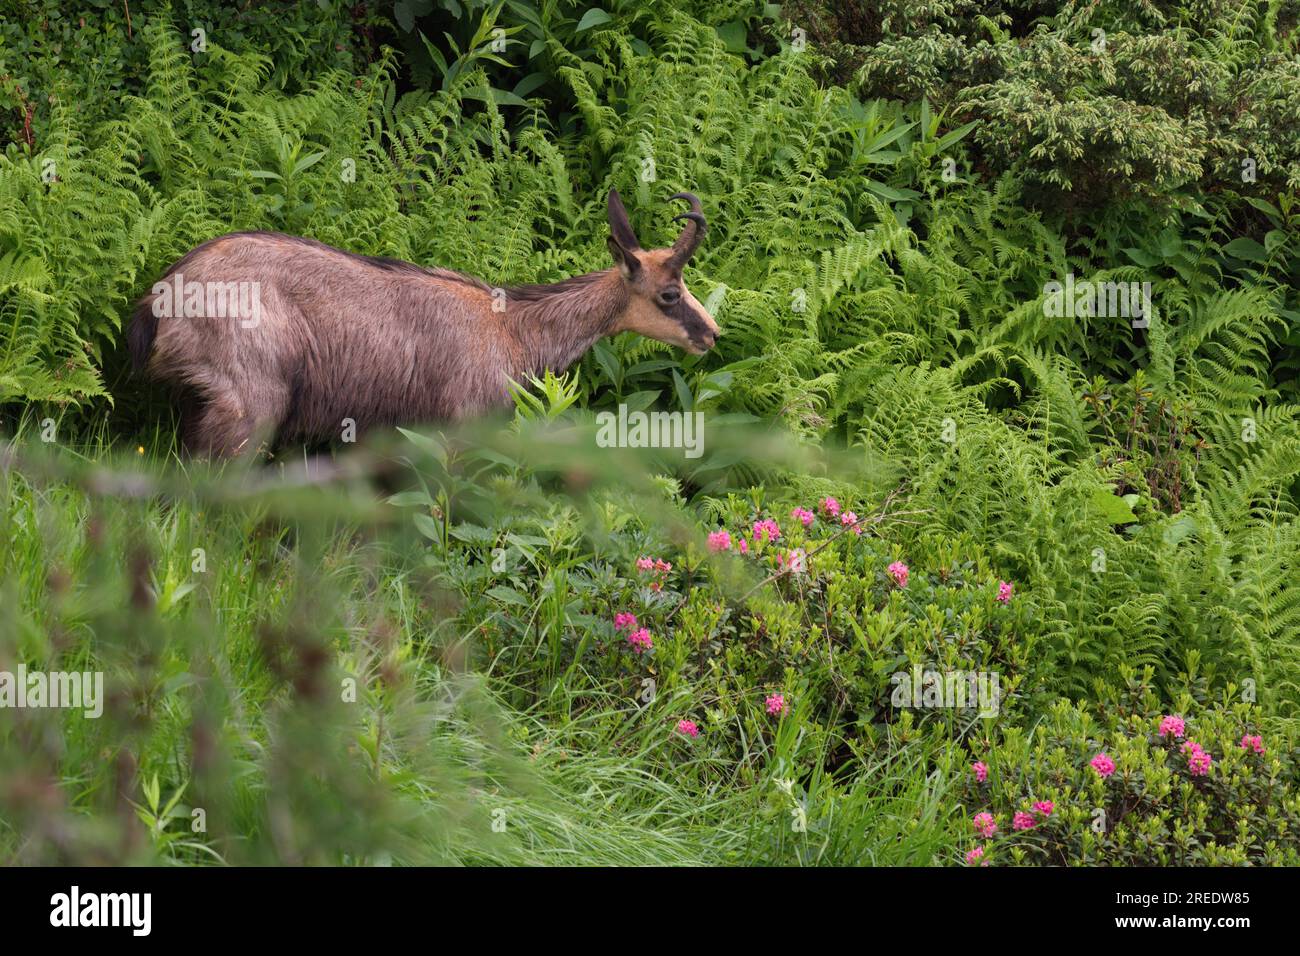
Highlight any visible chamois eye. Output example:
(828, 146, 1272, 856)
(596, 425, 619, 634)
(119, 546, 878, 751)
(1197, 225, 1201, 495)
(658, 289, 681, 307)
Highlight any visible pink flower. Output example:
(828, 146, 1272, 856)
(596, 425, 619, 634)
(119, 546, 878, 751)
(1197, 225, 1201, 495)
(777, 548, 806, 573)
(790, 507, 815, 528)
(996, 581, 1013, 604)
(737, 537, 749, 555)
(676, 719, 699, 738)
(765, 693, 787, 716)
(614, 612, 638, 631)
(1188, 747, 1213, 776)
(626, 628, 653, 654)
(636, 557, 672, 591)
(1033, 801, 1054, 816)
(821, 497, 841, 518)
(1012, 811, 1036, 831)
(840, 511, 863, 535)
(752, 518, 782, 544)
(707, 530, 732, 552)
(1239, 734, 1265, 754)
(887, 561, 909, 588)
(1158, 715, 1186, 739)
(972, 812, 998, 838)
(972, 761, 988, 783)
(1181, 740, 1213, 775)
(1090, 753, 1116, 778)
(965, 845, 987, 866)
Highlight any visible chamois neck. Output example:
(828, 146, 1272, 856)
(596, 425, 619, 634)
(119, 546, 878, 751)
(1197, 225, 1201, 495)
(509, 269, 627, 377)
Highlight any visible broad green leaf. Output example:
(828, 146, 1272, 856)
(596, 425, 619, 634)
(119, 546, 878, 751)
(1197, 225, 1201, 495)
(576, 8, 613, 31)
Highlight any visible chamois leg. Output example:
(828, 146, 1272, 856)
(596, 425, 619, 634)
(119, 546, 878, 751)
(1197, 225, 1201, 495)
(184, 385, 288, 459)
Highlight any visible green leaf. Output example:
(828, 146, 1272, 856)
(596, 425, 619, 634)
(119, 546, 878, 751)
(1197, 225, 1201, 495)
(1091, 488, 1139, 524)
(386, 491, 432, 508)
(715, 21, 747, 53)
(621, 389, 661, 413)
(397, 427, 447, 466)
(489, 87, 531, 107)
(1163, 513, 1198, 547)
(864, 179, 921, 201)
(292, 151, 327, 175)
(672, 369, 694, 412)
(935, 119, 978, 150)
(1222, 237, 1268, 262)
(513, 72, 549, 98)
(576, 8, 613, 32)
(1123, 247, 1160, 267)
(449, 523, 496, 545)
(487, 586, 531, 606)
(412, 512, 442, 541)
(394, 0, 416, 32)
(1245, 197, 1282, 220)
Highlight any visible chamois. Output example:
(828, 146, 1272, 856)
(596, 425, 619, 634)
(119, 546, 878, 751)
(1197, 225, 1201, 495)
(127, 190, 720, 457)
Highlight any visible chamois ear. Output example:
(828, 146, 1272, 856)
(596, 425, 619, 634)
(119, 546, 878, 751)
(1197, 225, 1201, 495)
(607, 235, 642, 279)
(607, 188, 642, 252)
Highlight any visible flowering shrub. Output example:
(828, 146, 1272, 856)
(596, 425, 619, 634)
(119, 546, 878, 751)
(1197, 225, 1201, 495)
(465, 495, 1041, 765)
(959, 676, 1300, 865)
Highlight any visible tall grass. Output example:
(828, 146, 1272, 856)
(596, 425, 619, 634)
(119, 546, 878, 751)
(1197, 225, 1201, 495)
(0, 429, 956, 865)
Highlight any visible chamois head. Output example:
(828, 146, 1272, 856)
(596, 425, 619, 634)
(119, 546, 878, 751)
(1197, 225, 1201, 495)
(605, 189, 721, 354)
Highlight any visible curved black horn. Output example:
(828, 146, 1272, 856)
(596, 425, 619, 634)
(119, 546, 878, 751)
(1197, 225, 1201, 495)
(667, 191, 707, 268)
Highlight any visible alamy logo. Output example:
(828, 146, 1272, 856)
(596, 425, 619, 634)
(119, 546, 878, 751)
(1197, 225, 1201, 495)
(595, 404, 705, 459)
(151, 272, 262, 328)
(0, 666, 103, 718)
(50, 886, 151, 936)
(1042, 273, 1152, 327)
(890, 666, 1001, 717)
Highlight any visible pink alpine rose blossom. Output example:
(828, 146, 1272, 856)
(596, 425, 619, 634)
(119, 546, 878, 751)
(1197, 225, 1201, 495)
(707, 530, 732, 552)
(996, 581, 1013, 604)
(614, 612, 638, 631)
(626, 628, 653, 654)
(821, 497, 841, 518)
(972, 812, 998, 838)
(965, 846, 986, 866)
(1239, 734, 1265, 754)
(1158, 715, 1186, 739)
(972, 761, 988, 783)
(765, 693, 787, 716)
(791, 507, 815, 528)
(887, 561, 909, 588)
(1188, 748, 1213, 776)
(1090, 753, 1116, 778)
(1033, 801, 1054, 816)
(676, 719, 700, 738)
(1012, 811, 1036, 831)
(777, 549, 806, 573)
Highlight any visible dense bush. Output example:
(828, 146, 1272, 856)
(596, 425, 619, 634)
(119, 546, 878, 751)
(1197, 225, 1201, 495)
(960, 679, 1300, 865)
(791, 0, 1300, 206)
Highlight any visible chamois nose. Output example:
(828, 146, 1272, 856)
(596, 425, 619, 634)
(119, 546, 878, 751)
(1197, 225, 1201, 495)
(703, 328, 720, 348)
